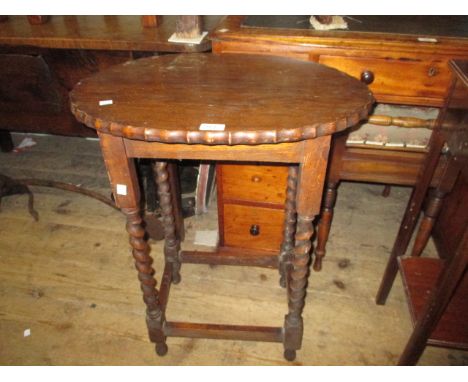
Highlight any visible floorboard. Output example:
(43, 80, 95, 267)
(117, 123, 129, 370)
(0, 133, 466, 365)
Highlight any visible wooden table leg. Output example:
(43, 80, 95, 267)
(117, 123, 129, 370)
(279, 165, 298, 288)
(375, 129, 446, 305)
(155, 161, 182, 284)
(284, 214, 314, 361)
(98, 133, 167, 355)
(313, 181, 338, 271)
(123, 207, 168, 356)
(283, 137, 331, 361)
(313, 131, 347, 271)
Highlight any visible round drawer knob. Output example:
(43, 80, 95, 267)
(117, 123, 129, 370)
(251, 175, 262, 183)
(249, 224, 260, 236)
(428, 67, 438, 77)
(360, 70, 375, 85)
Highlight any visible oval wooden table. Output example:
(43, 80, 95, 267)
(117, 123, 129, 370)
(70, 53, 373, 361)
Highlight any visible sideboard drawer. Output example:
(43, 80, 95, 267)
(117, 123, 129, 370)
(219, 164, 288, 205)
(319, 55, 452, 101)
(222, 203, 284, 251)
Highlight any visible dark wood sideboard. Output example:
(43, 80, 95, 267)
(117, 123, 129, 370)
(0, 15, 222, 143)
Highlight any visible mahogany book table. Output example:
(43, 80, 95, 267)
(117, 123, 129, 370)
(70, 53, 373, 361)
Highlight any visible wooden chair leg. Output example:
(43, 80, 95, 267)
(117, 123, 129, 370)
(313, 181, 338, 271)
(376, 198, 421, 305)
(376, 131, 447, 305)
(279, 165, 298, 288)
(155, 161, 182, 285)
(411, 189, 445, 257)
(410, 149, 460, 260)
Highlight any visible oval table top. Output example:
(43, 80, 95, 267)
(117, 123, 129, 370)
(70, 53, 374, 145)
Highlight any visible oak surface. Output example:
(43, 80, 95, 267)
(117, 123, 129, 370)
(70, 53, 373, 145)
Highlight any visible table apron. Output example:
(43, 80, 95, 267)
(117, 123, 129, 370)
(123, 138, 306, 163)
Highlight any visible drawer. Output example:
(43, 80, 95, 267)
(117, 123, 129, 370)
(319, 55, 452, 102)
(222, 203, 285, 251)
(218, 164, 289, 205)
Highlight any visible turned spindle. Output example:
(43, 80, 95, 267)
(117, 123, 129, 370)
(279, 166, 298, 288)
(122, 207, 167, 354)
(283, 215, 315, 361)
(154, 161, 182, 284)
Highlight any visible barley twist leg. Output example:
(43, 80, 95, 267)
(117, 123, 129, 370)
(279, 165, 298, 288)
(283, 215, 314, 361)
(155, 161, 182, 284)
(122, 207, 167, 355)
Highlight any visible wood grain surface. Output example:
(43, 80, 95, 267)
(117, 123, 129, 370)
(70, 53, 373, 145)
(1, 134, 466, 365)
(0, 15, 222, 52)
(399, 257, 468, 349)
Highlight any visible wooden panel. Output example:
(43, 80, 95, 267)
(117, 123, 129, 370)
(212, 39, 311, 61)
(433, 146, 468, 260)
(212, 16, 468, 59)
(164, 322, 283, 343)
(319, 55, 452, 100)
(0, 16, 222, 52)
(399, 257, 468, 349)
(0, 49, 132, 137)
(219, 164, 288, 205)
(222, 203, 284, 251)
(242, 16, 468, 38)
(125, 139, 303, 163)
(339, 147, 447, 186)
(180, 247, 279, 268)
(0, 54, 61, 114)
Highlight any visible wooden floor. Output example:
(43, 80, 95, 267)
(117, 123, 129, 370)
(0, 134, 466, 366)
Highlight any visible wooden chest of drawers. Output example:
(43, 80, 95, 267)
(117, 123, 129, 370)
(317, 54, 452, 103)
(217, 164, 289, 251)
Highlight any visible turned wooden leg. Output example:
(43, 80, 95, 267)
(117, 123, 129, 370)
(375, 129, 447, 305)
(411, 190, 445, 257)
(155, 161, 182, 284)
(279, 165, 298, 288)
(283, 215, 314, 361)
(97, 133, 168, 355)
(282, 136, 331, 361)
(313, 181, 338, 271)
(122, 207, 167, 355)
